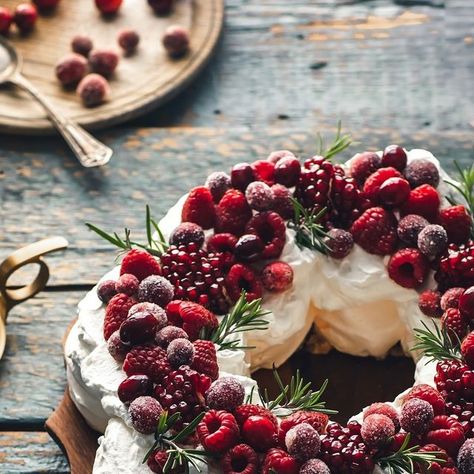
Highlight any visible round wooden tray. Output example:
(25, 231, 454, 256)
(0, 0, 223, 134)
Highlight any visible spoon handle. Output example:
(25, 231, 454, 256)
(11, 73, 112, 168)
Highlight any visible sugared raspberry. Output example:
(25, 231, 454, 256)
(216, 189, 252, 236)
(14, 4, 37, 33)
(191, 339, 219, 380)
(382, 145, 407, 171)
(71, 35, 93, 57)
(118, 29, 140, 54)
(234, 234, 264, 262)
(242, 415, 278, 451)
(397, 214, 429, 246)
(166, 338, 194, 368)
(245, 181, 274, 211)
(103, 293, 136, 340)
(77, 73, 109, 107)
(299, 459, 330, 474)
(401, 184, 441, 221)
(117, 374, 152, 403)
(205, 376, 245, 411)
(261, 261, 294, 292)
(351, 207, 398, 255)
(89, 49, 119, 77)
(138, 275, 174, 307)
(0, 7, 13, 35)
(388, 248, 429, 289)
(128, 396, 163, 434)
(148, 0, 173, 15)
(55, 54, 87, 86)
(262, 448, 299, 474)
(246, 211, 286, 259)
(205, 171, 232, 203)
(162, 25, 190, 57)
(231, 163, 255, 191)
(123, 344, 171, 382)
(252, 160, 275, 185)
(460, 287, 474, 320)
(442, 287, 464, 311)
(363, 402, 400, 430)
(419, 290, 443, 317)
(97, 279, 117, 303)
(361, 414, 395, 447)
(107, 329, 130, 362)
(169, 222, 205, 248)
(378, 177, 410, 207)
(404, 158, 440, 188)
(440, 205, 472, 245)
(120, 249, 161, 281)
(462, 332, 474, 369)
(271, 184, 294, 219)
(279, 411, 328, 446)
(425, 415, 465, 457)
(115, 273, 139, 296)
(267, 150, 295, 164)
(363, 167, 402, 201)
(222, 444, 258, 474)
(225, 263, 262, 303)
(285, 422, 321, 461)
(324, 228, 354, 259)
(442, 308, 468, 342)
(234, 404, 278, 430)
(274, 156, 301, 187)
(418, 224, 448, 259)
(457, 439, 474, 474)
(182, 186, 216, 230)
(156, 326, 188, 348)
(197, 410, 240, 453)
(400, 398, 434, 435)
(405, 384, 446, 416)
(349, 151, 381, 185)
(95, 0, 122, 14)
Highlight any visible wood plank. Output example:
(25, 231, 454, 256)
(0, 431, 69, 473)
(0, 126, 472, 286)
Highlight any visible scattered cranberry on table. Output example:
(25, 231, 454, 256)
(148, 0, 174, 15)
(162, 24, 190, 58)
(32, 0, 60, 11)
(14, 3, 37, 33)
(95, 0, 122, 15)
(71, 35, 93, 57)
(117, 28, 139, 54)
(89, 48, 119, 77)
(76, 73, 109, 107)
(0, 6, 13, 35)
(55, 53, 88, 87)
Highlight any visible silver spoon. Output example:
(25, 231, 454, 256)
(0, 38, 112, 167)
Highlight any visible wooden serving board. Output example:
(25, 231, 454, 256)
(0, 0, 223, 134)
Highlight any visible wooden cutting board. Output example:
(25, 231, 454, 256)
(0, 0, 223, 134)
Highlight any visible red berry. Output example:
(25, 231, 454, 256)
(400, 398, 434, 435)
(324, 228, 354, 259)
(419, 290, 443, 318)
(103, 293, 136, 340)
(351, 207, 398, 255)
(120, 249, 161, 281)
(363, 167, 402, 202)
(155, 326, 188, 348)
(205, 171, 231, 203)
(425, 415, 465, 457)
(181, 186, 216, 230)
(207, 232, 237, 254)
(89, 49, 119, 77)
(170, 222, 205, 248)
(378, 177, 410, 207)
(397, 214, 429, 246)
(71, 35, 93, 57)
(285, 422, 321, 461)
(262, 448, 299, 474)
(267, 150, 295, 164)
(33, 0, 60, 10)
(252, 160, 275, 185)
(197, 410, 240, 453)
(401, 184, 441, 221)
(14, 4, 37, 33)
(166, 338, 194, 368)
(168, 301, 218, 341)
(107, 329, 130, 361)
(148, 0, 173, 15)
(128, 395, 163, 434)
(216, 189, 252, 236)
(0, 7, 13, 35)
(245, 181, 274, 211)
(162, 25, 190, 57)
(440, 205, 472, 245)
(349, 151, 381, 185)
(442, 308, 468, 343)
(436, 241, 474, 290)
(231, 163, 255, 191)
(271, 184, 294, 219)
(95, 0, 122, 14)
(205, 376, 245, 411)
(120, 310, 160, 344)
(279, 411, 328, 447)
(405, 384, 446, 416)
(381, 145, 407, 171)
(418, 224, 448, 259)
(234, 404, 278, 430)
(117, 374, 152, 403)
(191, 339, 219, 380)
(460, 287, 474, 320)
(97, 279, 117, 303)
(222, 443, 258, 474)
(77, 74, 109, 107)
(234, 234, 264, 262)
(138, 275, 174, 307)
(274, 156, 301, 187)
(361, 414, 395, 447)
(261, 261, 294, 292)
(300, 459, 330, 474)
(242, 415, 278, 451)
(225, 263, 262, 303)
(404, 158, 440, 188)
(123, 344, 171, 382)
(246, 211, 286, 259)
(115, 273, 139, 296)
(363, 402, 400, 430)
(441, 287, 464, 311)
(457, 439, 474, 474)
(118, 29, 140, 53)
(388, 248, 429, 288)
(462, 332, 474, 369)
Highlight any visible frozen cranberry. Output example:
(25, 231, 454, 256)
(107, 330, 130, 361)
(460, 287, 474, 320)
(274, 156, 301, 187)
(118, 374, 152, 403)
(0, 7, 13, 35)
(166, 337, 194, 368)
(169, 222, 205, 248)
(378, 177, 410, 207)
(162, 25, 190, 57)
(129, 396, 163, 434)
(55, 54, 88, 87)
(95, 0, 122, 14)
(119, 311, 159, 344)
(382, 145, 407, 171)
(245, 181, 273, 211)
(231, 163, 255, 191)
(89, 49, 119, 77)
(115, 273, 139, 296)
(148, 0, 173, 15)
(14, 4, 37, 33)
(97, 279, 117, 303)
(324, 228, 353, 259)
(404, 159, 440, 189)
(77, 74, 109, 107)
(267, 149, 295, 164)
(32, 0, 60, 11)
(234, 234, 264, 262)
(205, 171, 231, 203)
(71, 35, 93, 57)
(118, 29, 140, 54)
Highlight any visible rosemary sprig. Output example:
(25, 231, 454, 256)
(259, 367, 337, 417)
(210, 292, 270, 351)
(377, 434, 444, 474)
(412, 320, 462, 363)
(86, 205, 168, 257)
(317, 121, 352, 160)
(143, 411, 211, 473)
(445, 161, 474, 238)
(288, 198, 329, 254)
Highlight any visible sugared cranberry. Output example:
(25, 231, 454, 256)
(245, 181, 273, 211)
(115, 273, 139, 296)
(271, 183, 294, 220)
(324, 228, 353, 259)
(148, 0, 173, 15)
(378, 177, 410, 207)
(166, 337, 194, 368)
(274, 156, 301, 187)
(400, 398, 434, 435)
(169, 222, 205, 248)
(458, 439, 474, 474)
(361, 414, 395, 447)
(231, 163, 255, 191)
(285, 422, 321, 461)
(300, 459, 330, 474)
(404, 159, 440, 188)
(14, 4, 37, 33)
(349, 151, 381, 185)
(89, 49, 119, 77)
(97, 279, 117, 303)
(234, 234, 264, 262)
(397, 214, 429, 246)
(118, 29, 140, 54)
(32, 0, 60, 10)
(417, 224, 448, 259)
(55, 54, 88, 87)
(77, 74, 109, 107)
(162, 25, 190, 57)
(71, 35, 93, 57)
(381, 145, 407, 171)
(205, 377, 245, 412)
(205, 171, 231, 203)
(107, 330, 130, 361)
(118, 374, 152, 403)
(120, 311, 160, 344)
(267, 150, 295, 164)
(138, 275, 174, 306)
(95, 0, 122, 14)
(460, 287, 474, 320)
(0, 7, 13, 35)
(129, 396, 163, 434)
(156, 325, 188, 348)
